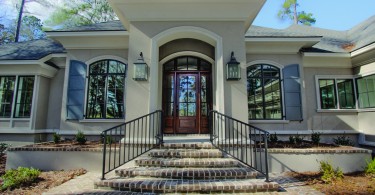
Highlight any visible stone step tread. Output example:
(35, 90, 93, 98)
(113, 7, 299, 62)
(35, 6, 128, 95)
(115, 167, 258, 179)
(149, 149, 223, 158)
(135, 157, 241, 167)
(161, 143, 214, 149)
(95, 178, 279, 193)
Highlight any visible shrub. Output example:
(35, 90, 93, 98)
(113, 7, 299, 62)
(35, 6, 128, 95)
(75, 131, 87, 145)
(294, 133, 304, 144)
(289, 135, 296, 144)
(0, 167, 41, 191)
(311, 131, 321, 145)
(53, 133, 61, 144)
(269, 133, 278, 143)
(333, 133, 354, 146)
(0, 143, 9, 156)
(320, 160, 344, 183)
(365, 157, 375, 176)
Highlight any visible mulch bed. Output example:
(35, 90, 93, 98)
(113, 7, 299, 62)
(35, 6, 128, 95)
(0, 155, 87, 194)
(268, 140, 337, 148)
(288, 171, 375, 194)
(26, 140, 104, 149)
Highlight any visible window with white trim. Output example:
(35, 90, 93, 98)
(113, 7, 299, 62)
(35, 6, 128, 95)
(318, 78, 355, 109)
(85, 60, 126, 119)
(0, 76, 35, 118)
(356, 74, 375, 108)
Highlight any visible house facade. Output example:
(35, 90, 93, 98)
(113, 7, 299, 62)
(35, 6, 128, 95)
(0, 0, 374, 148)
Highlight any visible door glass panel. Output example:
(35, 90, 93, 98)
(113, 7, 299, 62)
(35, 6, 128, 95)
(201, 103, 207, 116)
(178, 75, 196, 117)
(179, 103, 187, 116)
(188, 103, 196, 116)
(167, 75, 174, 88)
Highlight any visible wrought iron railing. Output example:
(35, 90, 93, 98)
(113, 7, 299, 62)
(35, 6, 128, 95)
(101, 110, 164, 179)
(209, 110, 270, 181)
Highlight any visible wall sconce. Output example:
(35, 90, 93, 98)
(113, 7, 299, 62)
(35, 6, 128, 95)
(226, 51, 241, 80)
(133, 52, 148, 81)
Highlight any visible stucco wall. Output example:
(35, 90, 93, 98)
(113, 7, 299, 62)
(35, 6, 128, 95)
(46, 69, 65, 130)
(34, 76, 51, 130)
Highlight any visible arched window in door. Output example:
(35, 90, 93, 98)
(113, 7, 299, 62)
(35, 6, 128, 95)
(247, 64, 282, 120)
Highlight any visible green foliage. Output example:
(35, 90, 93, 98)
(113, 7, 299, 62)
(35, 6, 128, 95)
(53, 133, 61, 144)
(289, 134, 304, 145)
(365, 157, 375, 176)
(0, 167, 41, 191)
(289, 135, 296, 144)
(333, 133, 354, 146)
(100, 133, 113, 144)
(320, 161, 344, 183)
(75, 131, 87, 145)
(269, 133, 278, 143)
(278, 0, 316, 26)
(0, 143, 9, 156)
(46, 0, 118, 28)
(311, 131, 321, 145)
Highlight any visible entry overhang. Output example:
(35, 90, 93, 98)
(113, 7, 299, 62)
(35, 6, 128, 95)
(108, 0, 266, 31)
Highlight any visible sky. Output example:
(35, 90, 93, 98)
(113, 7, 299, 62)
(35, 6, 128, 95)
(253, 0, 375, 31)
(1, 0, 375, 31)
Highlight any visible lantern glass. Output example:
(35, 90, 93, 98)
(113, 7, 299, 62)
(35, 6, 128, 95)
(133, 52, 148, 81)
(226, 52, 241, 80)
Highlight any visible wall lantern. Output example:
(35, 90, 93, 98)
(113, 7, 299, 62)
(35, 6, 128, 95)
(226, 51, 241, 80)
(133, 52, 148, 81)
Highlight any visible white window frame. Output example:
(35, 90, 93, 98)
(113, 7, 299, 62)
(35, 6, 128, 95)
(315, 75, 358, 112)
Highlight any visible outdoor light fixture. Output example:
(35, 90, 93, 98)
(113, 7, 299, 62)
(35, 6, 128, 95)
(226, 51, 241, 80)
(133, 52, 148, 81)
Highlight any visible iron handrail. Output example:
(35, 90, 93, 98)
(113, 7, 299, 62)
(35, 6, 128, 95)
(101, 110, 164, 179)
(209, 110, 270, 182)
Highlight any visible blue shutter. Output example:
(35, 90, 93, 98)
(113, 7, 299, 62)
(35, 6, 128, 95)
(283, 64, 303, 121)
(66, 60, 87, 120)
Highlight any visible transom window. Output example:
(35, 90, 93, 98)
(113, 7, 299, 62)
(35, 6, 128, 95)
(0, 76, 35, 118)
(163, 56, 211, 72)
(86, 60, 126, 119)
(247, 64, 282, 120)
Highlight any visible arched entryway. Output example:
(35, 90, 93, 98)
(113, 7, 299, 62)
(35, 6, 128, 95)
(162, 56, 212, 134)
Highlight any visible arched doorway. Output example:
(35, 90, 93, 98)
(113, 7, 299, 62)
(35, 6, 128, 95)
(162, 56, 212, 134)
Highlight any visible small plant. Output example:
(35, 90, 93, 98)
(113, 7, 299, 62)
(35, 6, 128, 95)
(75, 131, 87, 145)
(289, 135, 296, 144)
(0, 143, 9, 156)
(100, 133, 114, 144)
(1, 167, 41, 191)
(53, 133, 61, 144)
(311, 131, 321, 145)
(320, 160, 344, 183)
(269, 133, 278, 143)
(365, 157, 375, 176)
(295, 133, 304, 144)
(333, 133, 354, 146)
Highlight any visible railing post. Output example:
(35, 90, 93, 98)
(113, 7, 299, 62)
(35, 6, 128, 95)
(209, 111, 213, 143)
(101, 131, 107, 180)
(264, 132, 270, 182)
(159, 110, 164, 144)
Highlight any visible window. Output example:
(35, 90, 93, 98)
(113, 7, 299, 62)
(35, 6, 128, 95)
(0, 76, 35, 118)
(317, 77, 355, 110)
(86, 60, 126, 119)
(247, 64, 282, 120)
(357, 74, 375, 108)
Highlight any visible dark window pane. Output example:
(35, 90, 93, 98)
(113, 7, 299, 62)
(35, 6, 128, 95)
(337, 79, 355, 109)
(177, 57, 188, 70)
(0, 76, 15, 118)
(14, 76, 34, 118)
(263, 65, 280, 77)
(200, 60, 211, 71)
(247, 65, 262, 78)
(187, 57, 198, 70)
(164, 60, 175, 71)
(319, 79, 337, 109)
(264, 78, 282, 119)
(357, 75, 375, 109)
(90, 60, 107, 74)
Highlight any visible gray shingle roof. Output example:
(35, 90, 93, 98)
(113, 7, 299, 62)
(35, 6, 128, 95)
(48, 20, 126, 32)
(0, 38, 65, 60)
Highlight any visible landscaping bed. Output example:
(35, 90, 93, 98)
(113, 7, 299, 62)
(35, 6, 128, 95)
(0, 155, 86, 194)
(288, 171, 375, 194)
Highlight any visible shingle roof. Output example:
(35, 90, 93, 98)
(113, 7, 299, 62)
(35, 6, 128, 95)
(49, 20, 126, 32)
(0, 38, 65, 60)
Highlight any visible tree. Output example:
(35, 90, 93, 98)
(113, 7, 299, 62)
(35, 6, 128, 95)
(278, 0, 316, 26)
(46, 0, 118, 28)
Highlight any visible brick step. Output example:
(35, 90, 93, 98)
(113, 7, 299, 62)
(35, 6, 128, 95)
(115, 167, 258, 179)
(149, 149, 223, 158)
(95, 178, 279, 193)
(135, 157, 240, 167)
(161, 143, 215, 149)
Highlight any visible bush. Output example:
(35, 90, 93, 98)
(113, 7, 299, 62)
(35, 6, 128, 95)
(289, 135, 296, 144)
(100, 133, 113, 144)
(311, 131, 321, 145)
(365, 157, 375, 176)
(289, 134, 304, 145)
(320, 161, 344, 183)
(269, 133, 278, 143)
(333, 133, 354, 146)
(53, 133, 61, 144)
(75, 131, 87, 145)
(0, 143, 9, 156)
(1, 167, 41, 191)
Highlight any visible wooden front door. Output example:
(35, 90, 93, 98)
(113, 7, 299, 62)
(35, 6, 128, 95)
(163, 56, 211, 134)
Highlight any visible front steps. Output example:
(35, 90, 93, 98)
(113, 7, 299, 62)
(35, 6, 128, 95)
(95, 143, 279, 194)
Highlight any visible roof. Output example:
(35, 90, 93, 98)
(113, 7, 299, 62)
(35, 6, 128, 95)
(48, 20, 126, 32)
(246, 15, 375, 53)
(0, 39, 65, 60)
